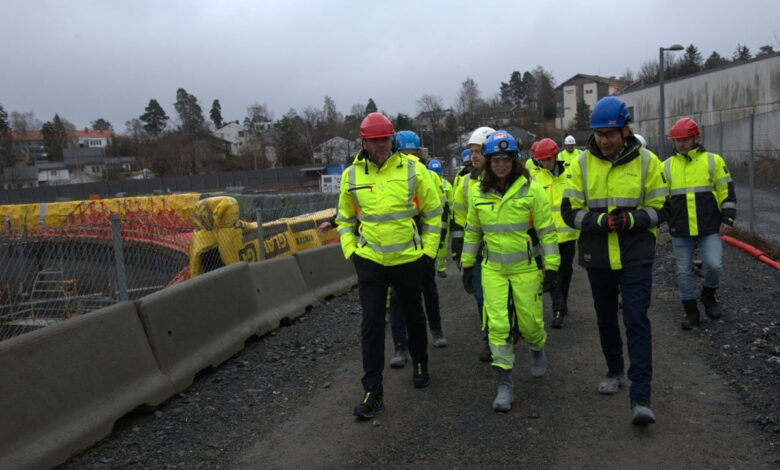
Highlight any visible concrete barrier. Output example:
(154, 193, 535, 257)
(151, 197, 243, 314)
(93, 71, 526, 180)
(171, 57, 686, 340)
(0, 302, 174, 470)
(293, 244, 357, 302)
(248, 256, 317, 335)
(136, 261, 261, 392)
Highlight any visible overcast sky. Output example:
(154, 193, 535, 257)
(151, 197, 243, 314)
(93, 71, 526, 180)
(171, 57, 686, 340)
(1, 0, 778, 132)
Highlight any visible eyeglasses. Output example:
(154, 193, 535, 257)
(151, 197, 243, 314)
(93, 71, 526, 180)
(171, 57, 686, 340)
(489, 154, 512, 162)
(594, 130, 622, 140)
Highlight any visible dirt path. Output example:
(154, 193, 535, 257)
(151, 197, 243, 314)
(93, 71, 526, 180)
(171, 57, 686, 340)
(229, 262, 776, 469)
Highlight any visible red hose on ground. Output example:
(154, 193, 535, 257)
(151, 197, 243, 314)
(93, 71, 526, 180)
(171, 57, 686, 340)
(722, 235, 780, 271)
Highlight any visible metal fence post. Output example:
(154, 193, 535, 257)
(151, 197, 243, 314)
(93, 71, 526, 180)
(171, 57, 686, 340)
(255, 209, 266, 261)
(749, 113, 755, 235)
(4, 216, 10, 235)
(110, 213, 129, 301)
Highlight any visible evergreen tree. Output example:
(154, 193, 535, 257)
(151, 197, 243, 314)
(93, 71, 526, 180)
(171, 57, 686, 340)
(394, 113, 413, 131)
(174, 88, 205, 137)
(273, 109, 306, 166)
(91, 118, 112, 131)
(678, 44, 703, 76)
(704, 51, 729, 70)
(0, 104, 12, 167)
(41, 114, 70, 161)
(499, 71, 528, 106)
(139, 99, 169, 136)
(364, 98, 378, 115)
(210, 99, 223, 129)
(573, 97, 591, 130)
(733, 43, 751, 61)
(756, 45, 775, 57)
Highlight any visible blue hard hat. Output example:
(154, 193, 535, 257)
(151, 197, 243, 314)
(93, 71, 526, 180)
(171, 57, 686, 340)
(590, 96, 631, 129)
(395, 130, 421, 151)
(427, 159, 443, 175)
(483, 130, 519, 158)
(460, 149, 472, 164)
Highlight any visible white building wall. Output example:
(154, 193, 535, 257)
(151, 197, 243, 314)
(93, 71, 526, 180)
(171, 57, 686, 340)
(562, 85, 577, 129)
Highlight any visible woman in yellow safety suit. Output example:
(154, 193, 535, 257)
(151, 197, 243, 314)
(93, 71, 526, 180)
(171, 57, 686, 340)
(461, 130, 560, 412)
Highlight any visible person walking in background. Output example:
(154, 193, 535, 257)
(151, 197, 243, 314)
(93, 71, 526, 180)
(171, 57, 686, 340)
(462, 130, 559, 412)
(664, 117, 736, 329)
(561, 97, 669, 425)
(336, 113, 442, 419)
(529, 138, 579, 328)
(558, 135, 580, 164)
(451, 127, 494, 362)
(428, 159, 453, 278)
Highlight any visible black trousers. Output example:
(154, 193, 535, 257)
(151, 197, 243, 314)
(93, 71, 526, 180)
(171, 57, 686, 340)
(388, 256, 442, 346)
(353, 255, 428, 393)
(550, 240, 576, 314)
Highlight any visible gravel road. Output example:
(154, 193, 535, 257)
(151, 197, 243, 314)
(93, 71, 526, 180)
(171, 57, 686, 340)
(61, 235, 779, 469)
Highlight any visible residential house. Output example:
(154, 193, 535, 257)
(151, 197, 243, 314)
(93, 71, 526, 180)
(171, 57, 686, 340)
(312, 136, 359, 165)
(72, 129, 112, 149)
(556, 74, 631, 130)
(1, 166, 38, 189)
(37, 162, 70, 186)
(9, 130, 47, 163)
(214, 122, 249, 156)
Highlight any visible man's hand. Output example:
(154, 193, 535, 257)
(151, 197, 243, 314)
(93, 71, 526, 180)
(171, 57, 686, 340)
(719, 223, 734, 236)
(462, 267, 474, 294)
(607, 209, 633, 232)
(316, 221, 333, 237)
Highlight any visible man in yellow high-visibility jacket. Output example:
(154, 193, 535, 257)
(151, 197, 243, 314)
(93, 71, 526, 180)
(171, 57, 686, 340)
(336, 113, 442, 419)
(665, 117, 736, 329)
(558, 135, 580, 163)
(561, 96, 669, 426)
(530, 138, 579, 328)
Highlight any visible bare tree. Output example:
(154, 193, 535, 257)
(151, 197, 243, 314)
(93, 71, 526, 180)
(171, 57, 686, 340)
(416, 94, 444, 154)
(456, 77, 482, 130)
(244, 102, 273, 134)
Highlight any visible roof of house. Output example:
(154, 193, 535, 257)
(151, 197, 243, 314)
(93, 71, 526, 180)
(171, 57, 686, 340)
(10, 130, 44, 142)
(72, 129, 113, 139)
(556, 73, 631, 91)
(1, 166, 39, 181)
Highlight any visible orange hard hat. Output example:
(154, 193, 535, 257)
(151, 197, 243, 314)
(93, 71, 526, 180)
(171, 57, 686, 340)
(668, 118, 700, 139)
(533, 138, 559, 160)
(359, 112, 395, 139)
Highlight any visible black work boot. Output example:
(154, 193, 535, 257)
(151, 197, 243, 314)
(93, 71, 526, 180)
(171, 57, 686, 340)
(413, 360, 430, 388)
(551, 310, 564, 329)
(681, 300, 700, 330)
(701, 287, 722, 319)
(353, 390, 384, 419)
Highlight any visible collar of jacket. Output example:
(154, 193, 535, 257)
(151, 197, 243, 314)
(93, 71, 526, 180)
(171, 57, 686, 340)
(486, 174, 529, 199)
(671, 144, 706, 161)
(355, 151, 406, 173)
(587, 133, 642, 166)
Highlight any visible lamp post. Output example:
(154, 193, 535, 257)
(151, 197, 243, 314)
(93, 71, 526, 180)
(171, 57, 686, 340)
(659, 44, 684, 140)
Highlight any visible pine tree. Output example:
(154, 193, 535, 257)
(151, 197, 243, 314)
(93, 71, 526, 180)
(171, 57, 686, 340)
(139, 99, 169, 136)
(210, 99, 223, 129)
(91, 118, 112, 131)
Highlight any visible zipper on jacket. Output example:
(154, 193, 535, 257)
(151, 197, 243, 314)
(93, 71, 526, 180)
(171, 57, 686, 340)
(475, 201, 495, 211)
(349, 185, 373, 192)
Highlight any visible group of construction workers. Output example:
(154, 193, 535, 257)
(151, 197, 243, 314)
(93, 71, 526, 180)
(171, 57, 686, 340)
(335, 95, 736, 426)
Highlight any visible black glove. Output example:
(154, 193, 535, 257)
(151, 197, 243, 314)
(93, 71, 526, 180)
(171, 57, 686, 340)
(607, 209, 633, 232)
(581, 212, 610, 233)
(462, 267, 474, 294)
(542, 270, 557, 293)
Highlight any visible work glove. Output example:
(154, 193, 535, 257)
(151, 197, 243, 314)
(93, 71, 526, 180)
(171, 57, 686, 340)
(462, 267, 474, 294)
(542, 270, 558, 293)
(607, 208, 634, 233)
(581, 212, 611, 233)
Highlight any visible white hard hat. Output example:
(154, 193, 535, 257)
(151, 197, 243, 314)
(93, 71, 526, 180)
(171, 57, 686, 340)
(634, 134, 647, 147)
(564, 135, 576, 145)
(468, 127, 496, 146)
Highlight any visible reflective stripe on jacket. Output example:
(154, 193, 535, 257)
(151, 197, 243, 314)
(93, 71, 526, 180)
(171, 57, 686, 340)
(557, 149, 580, 164)
(561, 136, 669, 270)
(450, 170, 481, 259)
(664, 146, 736, 237)
(336, 152, 442, 266)
(462, 176, 560, 273)
(530, 161, 579, 243)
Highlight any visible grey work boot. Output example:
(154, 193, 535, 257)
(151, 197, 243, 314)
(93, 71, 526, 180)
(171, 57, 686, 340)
(389, 344, 408, 369)
(530, 347, 547, 377)
(491, 368, 514, 412)
(431, 329, 448, 348)
(598, 373, 626, 395)
(631, 400, 656, 425)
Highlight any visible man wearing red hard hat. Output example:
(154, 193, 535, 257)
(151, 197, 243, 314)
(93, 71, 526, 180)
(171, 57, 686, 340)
(664, 117, 736, 329)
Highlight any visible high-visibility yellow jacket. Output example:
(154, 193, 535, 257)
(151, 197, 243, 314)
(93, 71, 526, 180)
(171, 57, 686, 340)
(462, 175, 560, 273)
(336, 151, 442, 265)
(530, 161, 579, 243)
(663, 146, 736, 237)
(450, 169, 482, 260)
(557, 149, 580, 164)
(561, 135, 669, 270)
(525, 157, 538, 172)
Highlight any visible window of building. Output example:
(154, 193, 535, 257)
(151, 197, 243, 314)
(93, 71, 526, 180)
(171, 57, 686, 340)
(585, 89, 593, 94)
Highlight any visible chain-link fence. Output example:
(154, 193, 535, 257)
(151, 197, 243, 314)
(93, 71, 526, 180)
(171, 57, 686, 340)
(0, 193, 340, 341)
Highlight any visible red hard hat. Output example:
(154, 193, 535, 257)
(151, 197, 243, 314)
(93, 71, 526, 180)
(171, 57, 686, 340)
(359, 112, 395, 139)
(533, 138, 559, 160)
(668, 118, 700, 139)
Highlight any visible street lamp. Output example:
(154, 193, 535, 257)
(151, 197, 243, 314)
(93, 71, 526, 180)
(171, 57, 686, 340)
(659, 44, 684, 141)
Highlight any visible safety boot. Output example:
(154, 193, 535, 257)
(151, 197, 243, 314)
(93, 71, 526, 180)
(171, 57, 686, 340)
(631, 399, 656, 425)
(701, 287, 722, 319)
(551, 310, 564, 329)
(531, 347, 547, 377)
(353, 391, 384, 419)
(492, 367, 514, 412)
(412, 360, 430, 388)
(431, 329, 448, 348)
(681, 300, 700, 330)
(389, 344, 408, 369)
